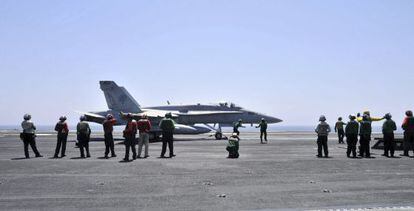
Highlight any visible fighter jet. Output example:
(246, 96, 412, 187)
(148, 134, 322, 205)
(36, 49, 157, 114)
(79, 81, 282, 139)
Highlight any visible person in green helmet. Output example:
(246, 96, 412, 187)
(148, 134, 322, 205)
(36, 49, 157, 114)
(382, 113, 397, 157)
(256, 118, 268, 144)
(233, 119, 245, 136)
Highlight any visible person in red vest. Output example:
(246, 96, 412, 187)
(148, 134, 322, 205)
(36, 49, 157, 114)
(103, 114, 117, 159)
(54, 116, 69, 158)
(137, 114, 151, 158)
(123, 113, 137, 161)
(401, 110, 414, 157)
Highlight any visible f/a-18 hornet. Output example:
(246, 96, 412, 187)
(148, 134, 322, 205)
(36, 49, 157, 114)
(79, 81, 282, 139)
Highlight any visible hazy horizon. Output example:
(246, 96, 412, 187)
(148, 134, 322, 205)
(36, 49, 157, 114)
(1, 0, 413, 126)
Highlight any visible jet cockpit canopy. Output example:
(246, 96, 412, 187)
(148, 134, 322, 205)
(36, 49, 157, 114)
(218, 101, 239, 109)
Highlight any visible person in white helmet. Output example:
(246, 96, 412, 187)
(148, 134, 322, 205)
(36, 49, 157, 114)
(54, 116, 69, 158)
(21, 114, 42, 158)
(315, 115, 331, 158)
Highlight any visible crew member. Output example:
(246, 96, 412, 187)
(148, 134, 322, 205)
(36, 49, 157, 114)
(77, 116, 91, 158)
(54, 116, 69, 158)
(233, 119, 245, 136)
(335, 117, 346, 144)
(256, 118, 268, 144)
(345, 115, 359, 158)
(137, 114, 151, 158)
(401, 110, 414, 157)
(382, 113, 397, 157)
(359, 114, 372, 158)
(159, 113, 175, 158)
(103, 114, 117, 159)
(123, 113, 137, 161)
(21, 114, 42, 158)
(226, 133, 240, 158)
(315, 115, 331, 158)
(357, 111, 384, 155)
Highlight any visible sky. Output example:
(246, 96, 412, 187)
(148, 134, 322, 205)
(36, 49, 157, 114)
(0, 0, 414, 127)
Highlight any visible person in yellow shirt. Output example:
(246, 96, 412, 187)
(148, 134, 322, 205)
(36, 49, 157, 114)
(356, 111, 384, 123)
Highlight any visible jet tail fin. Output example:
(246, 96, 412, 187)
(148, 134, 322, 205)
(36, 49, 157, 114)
(99, 81, 141, 112)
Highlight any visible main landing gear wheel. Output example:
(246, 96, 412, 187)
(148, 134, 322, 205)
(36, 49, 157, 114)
(215, 132, 223, 140)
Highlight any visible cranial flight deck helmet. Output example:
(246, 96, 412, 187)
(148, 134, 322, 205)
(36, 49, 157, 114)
(23, 114, 31, 120)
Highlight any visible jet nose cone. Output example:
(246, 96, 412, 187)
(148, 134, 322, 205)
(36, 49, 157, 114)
(266, 115, 283, 123)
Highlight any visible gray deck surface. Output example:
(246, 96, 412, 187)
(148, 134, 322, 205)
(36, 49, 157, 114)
(0, 132, 413, 210)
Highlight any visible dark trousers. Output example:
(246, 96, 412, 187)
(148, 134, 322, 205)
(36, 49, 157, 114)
(383, 133, 395, 157)
(337, 129, 345, 143)
(104, 133, 115, 156)
(317, 136, 328, 157)
(54, 134, 67, 157)
(260, 131, 267, 142)
(359, 134, 371, 157)
(124, 136, 136, 160)
(233, 129, 240, 136)
(403, 132, 414, 155)
(346, 134, 358, 157)
(78, 133, 90, 157)
(161, 132, 174, 157)
(22, 133, 40, 158)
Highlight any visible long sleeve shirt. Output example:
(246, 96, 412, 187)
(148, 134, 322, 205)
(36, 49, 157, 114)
(382, 119, 397, 134)
(103, 119, 116, 133)
(55, 121, 69, 135)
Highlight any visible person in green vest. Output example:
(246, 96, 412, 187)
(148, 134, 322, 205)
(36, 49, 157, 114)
(226, 133, 240, 158)
(382, 113, 397, 157)
(77, 115, 91, 158)
(335, 117, 346, 144)
(256, 118, 268, 144)
(159, 113, 176, 158)
(233, 119, 245, 136)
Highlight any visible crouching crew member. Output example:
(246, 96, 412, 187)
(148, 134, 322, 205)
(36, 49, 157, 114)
(123, 113, 137, 161)
(401, 110, 414, 157)
(226, 133, 240, 158)
(335, 117, 346, 144)
(345, 115, 359, 158)
(54, 116, 69, 158)
(382, 113, 397, 157)
(159, 113, 176, 158)
(315, 115, 331, 158)
(103, 114, 117, 159)
(21, 114, 42, 158)
(359, 115, 373, 158)
(137, 114, 151, 158)
(77, 116, 91, 158)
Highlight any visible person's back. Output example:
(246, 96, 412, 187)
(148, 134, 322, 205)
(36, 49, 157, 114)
(383, 119, 397, 134)
(137, 118, 151, 134)
(335, 121, 345, 131)
(359, 121, 372, 136)
(55, 121, 68, 135)
(345, 120, 359, 135)
(159, 118, 175, 133)
(22, 120, 36, 134)
(315, 122, 331, 136)
(77, 121, 91, 136)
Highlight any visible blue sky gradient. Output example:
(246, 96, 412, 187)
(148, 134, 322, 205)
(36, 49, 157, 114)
(1, 0, 413, 127)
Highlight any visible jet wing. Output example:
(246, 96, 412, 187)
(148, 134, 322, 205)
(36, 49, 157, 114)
(76, 111, 106, 124)
(175, 111, 243, 116)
